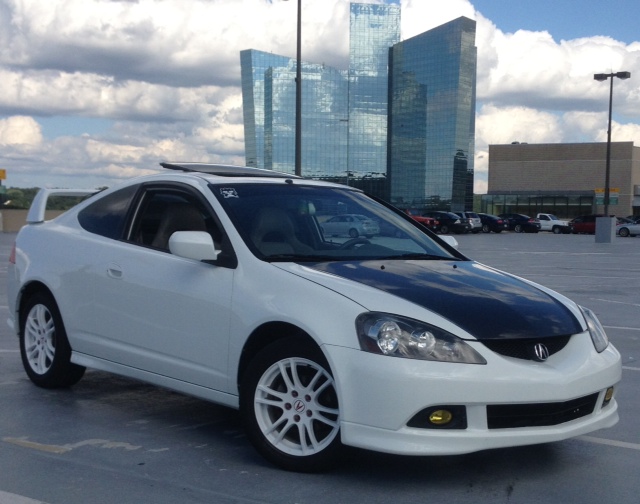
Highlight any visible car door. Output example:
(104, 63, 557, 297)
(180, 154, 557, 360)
(76, 185, 235, 391)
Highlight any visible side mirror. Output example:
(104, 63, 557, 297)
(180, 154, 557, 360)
(168, 231, 220, 261)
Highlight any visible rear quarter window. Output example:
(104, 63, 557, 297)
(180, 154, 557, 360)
(77, 184, 138, 239)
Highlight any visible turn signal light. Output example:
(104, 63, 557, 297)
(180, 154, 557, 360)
(602, 387, 614, 408)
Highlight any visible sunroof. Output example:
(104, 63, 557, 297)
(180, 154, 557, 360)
(160, 162, 300, 178)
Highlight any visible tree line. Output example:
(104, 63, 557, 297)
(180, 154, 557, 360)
(1, 187, 100, 210)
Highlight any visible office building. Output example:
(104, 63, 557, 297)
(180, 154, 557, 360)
(482, 141, 640, 218)
(240, 3, 477, 209)
(347, 3, 401, 183)
(388, 17, 477, 211)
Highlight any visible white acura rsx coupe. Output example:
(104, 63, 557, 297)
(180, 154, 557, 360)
(7, 163, 621, 472)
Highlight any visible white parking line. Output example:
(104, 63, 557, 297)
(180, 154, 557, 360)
(579, 435, 640, 451)
(595, 298, 640, 308)
(622, 366, 640, 371)
(0, 490, 49, 504)
(603, 325, 640, 331)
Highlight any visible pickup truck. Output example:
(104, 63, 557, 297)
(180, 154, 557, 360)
(536, 213, 570, 234)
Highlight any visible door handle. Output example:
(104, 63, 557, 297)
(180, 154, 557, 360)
(107, 263, 123, 279)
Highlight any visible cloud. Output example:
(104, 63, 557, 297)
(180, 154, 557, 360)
(0, 115, 43, 146)
(476, 22, 640, 115)
(0, 0, 639, 193)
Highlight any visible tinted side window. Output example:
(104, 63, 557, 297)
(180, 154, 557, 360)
(130, 190, 211, 250)
(77, 185, 138, 239)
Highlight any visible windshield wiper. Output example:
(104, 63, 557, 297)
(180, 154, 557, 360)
(382, 253, 460, 261)
(264, 254, 337, 262)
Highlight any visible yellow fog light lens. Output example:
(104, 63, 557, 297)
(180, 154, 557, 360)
(603, 387, 614, 407)
(429, 409, 453, 426)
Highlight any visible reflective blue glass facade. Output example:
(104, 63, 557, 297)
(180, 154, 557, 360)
(348, 3, 400, 181)
(389, 17, 477, 211)
(240, 50, 292, 168)
(241, 49, 347, 177)
(240, 5, 476, 207)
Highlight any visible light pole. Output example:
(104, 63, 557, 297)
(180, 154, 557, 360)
(593, 71, 630, 216)
(284, 0, 302, 176)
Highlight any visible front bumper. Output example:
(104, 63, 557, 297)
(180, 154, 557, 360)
(325, 332, 621, 456)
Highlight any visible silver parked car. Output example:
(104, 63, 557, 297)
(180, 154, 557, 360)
(455, 211, 482, 234)
(321, 214, 380, 238)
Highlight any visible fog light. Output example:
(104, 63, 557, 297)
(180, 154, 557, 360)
(429, 409, 453, 426)
(408, 405, 467, 429)
(602, 387, 614, 407)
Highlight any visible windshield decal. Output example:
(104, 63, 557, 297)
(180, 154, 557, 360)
(220, 188, 239, 198)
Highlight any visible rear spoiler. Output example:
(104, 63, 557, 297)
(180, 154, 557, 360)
(26, 189, 98, 224)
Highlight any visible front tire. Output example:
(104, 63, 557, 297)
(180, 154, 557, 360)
(20, 292, 85, 388)
(240, 337, 342, 472)
(514, 224, 523, 233)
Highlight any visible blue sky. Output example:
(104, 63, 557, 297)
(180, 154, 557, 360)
(471, 0, 640, 44)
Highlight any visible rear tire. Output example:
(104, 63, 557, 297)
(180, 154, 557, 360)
(619, 227, 630, 237)
(240, 337, 342, 472)
(514, 224, 523, 233)
(20, 292, 85, 389)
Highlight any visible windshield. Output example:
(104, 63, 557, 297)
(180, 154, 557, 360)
(211, 182, 462, 262)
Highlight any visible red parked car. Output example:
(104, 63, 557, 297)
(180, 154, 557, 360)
(569, 215, 605, 234)
(403, 209, 439, 231)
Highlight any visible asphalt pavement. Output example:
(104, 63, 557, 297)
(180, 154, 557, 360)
(0, 231, 638, 504)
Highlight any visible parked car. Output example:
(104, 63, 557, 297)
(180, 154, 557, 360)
(403, 209, 439, 231)
(8, 162, 621, 472)
(536, 213, 570, 234)
(616, 221, 640, 237)
(423, 211, 472, 234)
(477, 213, 508, 233)
(455, 211, 482, 233)
(321, 214, 380, 238)
(569, 215, 605, 234)
(499, 213, 541, 233)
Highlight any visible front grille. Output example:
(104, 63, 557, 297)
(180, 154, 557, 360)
(487, 393, 599, 429)
(481, 335, 571, 360)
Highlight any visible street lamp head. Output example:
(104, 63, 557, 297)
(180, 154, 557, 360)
(593, 71, 631, 81)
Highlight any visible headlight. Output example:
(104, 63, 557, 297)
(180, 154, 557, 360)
(356, 312, 486, 364)
(579, 306, 609, 352)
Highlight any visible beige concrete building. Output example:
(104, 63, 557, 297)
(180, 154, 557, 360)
(481, 141, 640, 219)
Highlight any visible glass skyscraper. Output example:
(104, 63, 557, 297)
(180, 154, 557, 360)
(348, 3, 400, 182)
(240, 50, 292, 169)
(388, 17, 477, 211)
(241, 49, 348, 178)
(240, 4, 477, 210)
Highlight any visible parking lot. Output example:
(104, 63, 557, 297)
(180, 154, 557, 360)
(0, 231, 638, 504)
